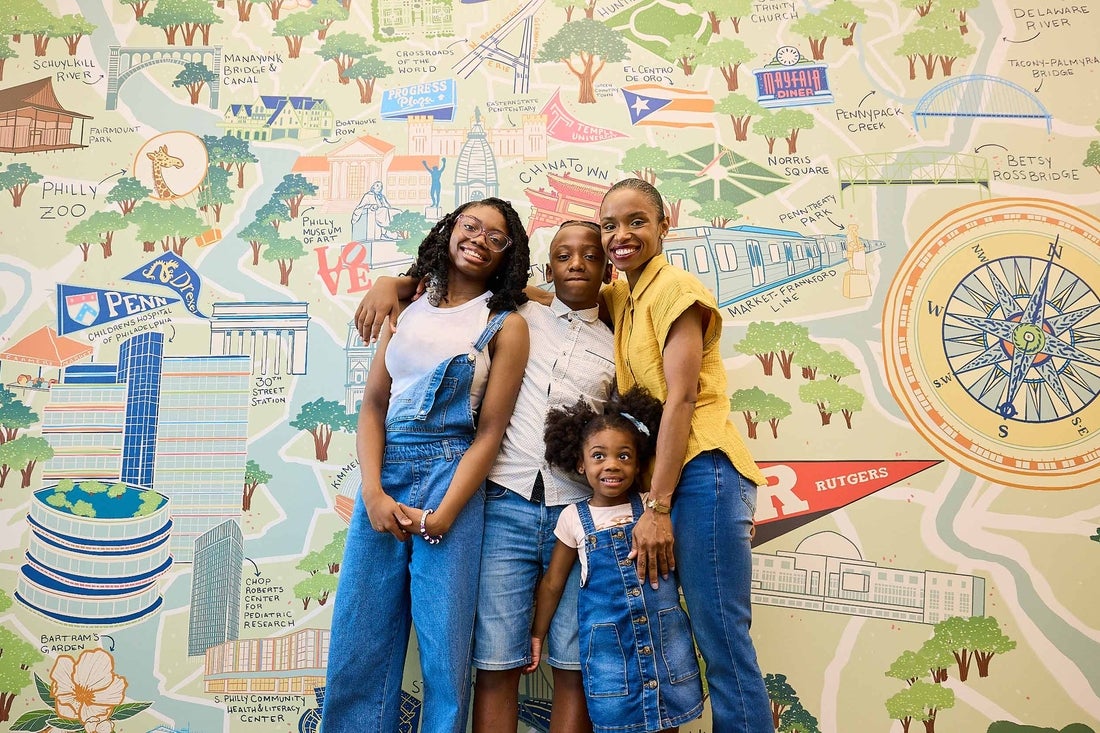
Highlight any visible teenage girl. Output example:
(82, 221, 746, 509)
(323, 199, 531, 733)
(526, 387, 703, 733)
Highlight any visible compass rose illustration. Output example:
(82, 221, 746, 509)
(884, 198, 1100, 489)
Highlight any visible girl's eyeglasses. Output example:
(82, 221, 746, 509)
(455, 213, 513, 252)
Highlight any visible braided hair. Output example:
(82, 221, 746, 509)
(407, 197, 530, 312)
(544, 386, 663, 475)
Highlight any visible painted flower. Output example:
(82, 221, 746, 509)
(49, 649, 127, 727)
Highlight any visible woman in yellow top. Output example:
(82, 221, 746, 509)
(599, 178, 772, 732)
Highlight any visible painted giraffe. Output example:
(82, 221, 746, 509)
(146, 144, 184, 199)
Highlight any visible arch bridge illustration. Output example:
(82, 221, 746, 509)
(912, 74, 1052, 133)
(836, 151, 990, 204)
(106, 45, 223, 110)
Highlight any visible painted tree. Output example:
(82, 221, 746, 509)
(735, 321, 810, 378)
(793, 341, 828, 380)
(256, 0, 288, 20)
(204, 134, 258, 189)
(917, 634, 956, 683)
(665, 34, 703, 76)
(320, 528, 347, 573)
(262, 232, 307, 286)
(822, 0, 867, 46)
(196, 165, 233, 221)
(234, 0, 255, 22)
(289, 398, 353, 461)
(618, 144, 675, 184)
(82, 210, 130, 258)
(242, 459, 271, 511)
(129, 201, 172, 252)
(138, 0, 194, 44)
(0, 623, 43, 722)
(294, 571, 338, 609)
(901, 0, 934, 17)
(1083, 139, 1100, 174)
(692, 198, 741, 228)
(897, 20, 974, 80)
(764, 673, 799, 731)
(697, 37, 753, 91)
(65, 218, 101, 261)
(690, 0, 753, 34)
(0, 163, 43, 207)
(297, 550, 326, 576)
(0, 37, 15, 81)
(29, 13, 67, 56)
(769, 108, 815, 154)
(885, 685, 926, 733)
(655, 174, 698, 226)
(790, 13, 845, 60)
(254, 198, 290, 231)
(273, 12, 319, 58)
(317, 32, 376, 84)
(535, 19, 629, 104)
(552, 0, 578, 22)
(0, 388, 38, 444)
(240, 219, 278, 265)
(105, 176, 152, 215)
(344, 56, 394, 104)
(55, 14, 96, 55)
(752, 111, 785, 155)
(820, 350, 859, 381)
(908, 679, 954, 733)
(172, 62, 216, 104)
(779, 700, 820, 733)
(388, 210, 433, 256)
(120, 0, 152, 20)
(273, 173, 318, 218)
(887, 649, 930, 687)
(0, 435, 53, 488)
(800, 379, 848, 426)
(715, 93, 765, 141)
(944, 0, 980, 33)
(730, 387, 791, 439)
(309, 0, 348, 39)
(4, 0, 51, 44)
(968, 616, 1016, 678)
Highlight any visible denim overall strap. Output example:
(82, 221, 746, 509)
(471, 309, 511, 353)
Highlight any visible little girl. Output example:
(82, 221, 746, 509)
(527, 387, 703, 733)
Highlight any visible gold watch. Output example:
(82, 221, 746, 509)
(646, 497, 671, 515)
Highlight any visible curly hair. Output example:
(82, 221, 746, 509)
(406, 197, 530, 312)
(604, 178, 666, 223)
(544, 386, 664, 477)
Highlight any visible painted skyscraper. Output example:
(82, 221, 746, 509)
(188, 520, 244, 656)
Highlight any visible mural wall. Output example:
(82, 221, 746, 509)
(0, 0, 1097, 732)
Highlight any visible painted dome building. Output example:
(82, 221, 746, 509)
(17, 480, 173, 626)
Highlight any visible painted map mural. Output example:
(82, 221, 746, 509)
(0, 0, 1098, 731)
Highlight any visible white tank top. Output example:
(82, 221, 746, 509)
(385, 291, 494, 410)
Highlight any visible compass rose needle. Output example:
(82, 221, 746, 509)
(987, 268, 1022, 318)
(1034, 359, 1073, 412)
(1020, 255, 1056, 327)
(1046, 304, 1100, 336)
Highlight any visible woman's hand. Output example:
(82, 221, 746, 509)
(362, 490, 414, 540)
(629, 510, 675, 588)
(523, 637, 545, 674)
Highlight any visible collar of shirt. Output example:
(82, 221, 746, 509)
(550, 297, 600, 323)
(623, 255, 668, 304)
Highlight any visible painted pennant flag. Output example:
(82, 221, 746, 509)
(58, 284, 179, 336)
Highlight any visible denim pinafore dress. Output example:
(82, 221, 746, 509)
(576, 493, 704, 733)
(324, 310, 511, 733)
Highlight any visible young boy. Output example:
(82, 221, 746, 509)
(355, 220, 614, 733)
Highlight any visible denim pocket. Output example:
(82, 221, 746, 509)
(584, 623, 629, 697)
(484, 482, 509, 501)
(387, 375, 461, 433)
(739, 476, 758, 517)
(658, 606, 701, 685)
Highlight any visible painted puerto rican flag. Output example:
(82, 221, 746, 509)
(621, 84, 715, 128)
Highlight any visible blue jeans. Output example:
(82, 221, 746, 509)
(473, 482, 581, 671)
(672, 451, 772, 733)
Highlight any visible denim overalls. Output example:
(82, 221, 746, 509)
(323, 311, 510, 733)
(576, 493, 704, 733)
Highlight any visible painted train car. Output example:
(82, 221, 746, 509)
(528, 224, 885, 304)
(662, 225, 885, 308)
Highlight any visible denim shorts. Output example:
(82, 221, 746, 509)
(473, 482, 581, 670)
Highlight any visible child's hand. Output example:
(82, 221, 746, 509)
(523, 637, 544, 674)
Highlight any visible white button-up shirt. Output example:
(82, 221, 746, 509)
(487, 298, 615, 505)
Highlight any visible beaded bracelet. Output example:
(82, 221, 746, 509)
(419, 508, 443, 545)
